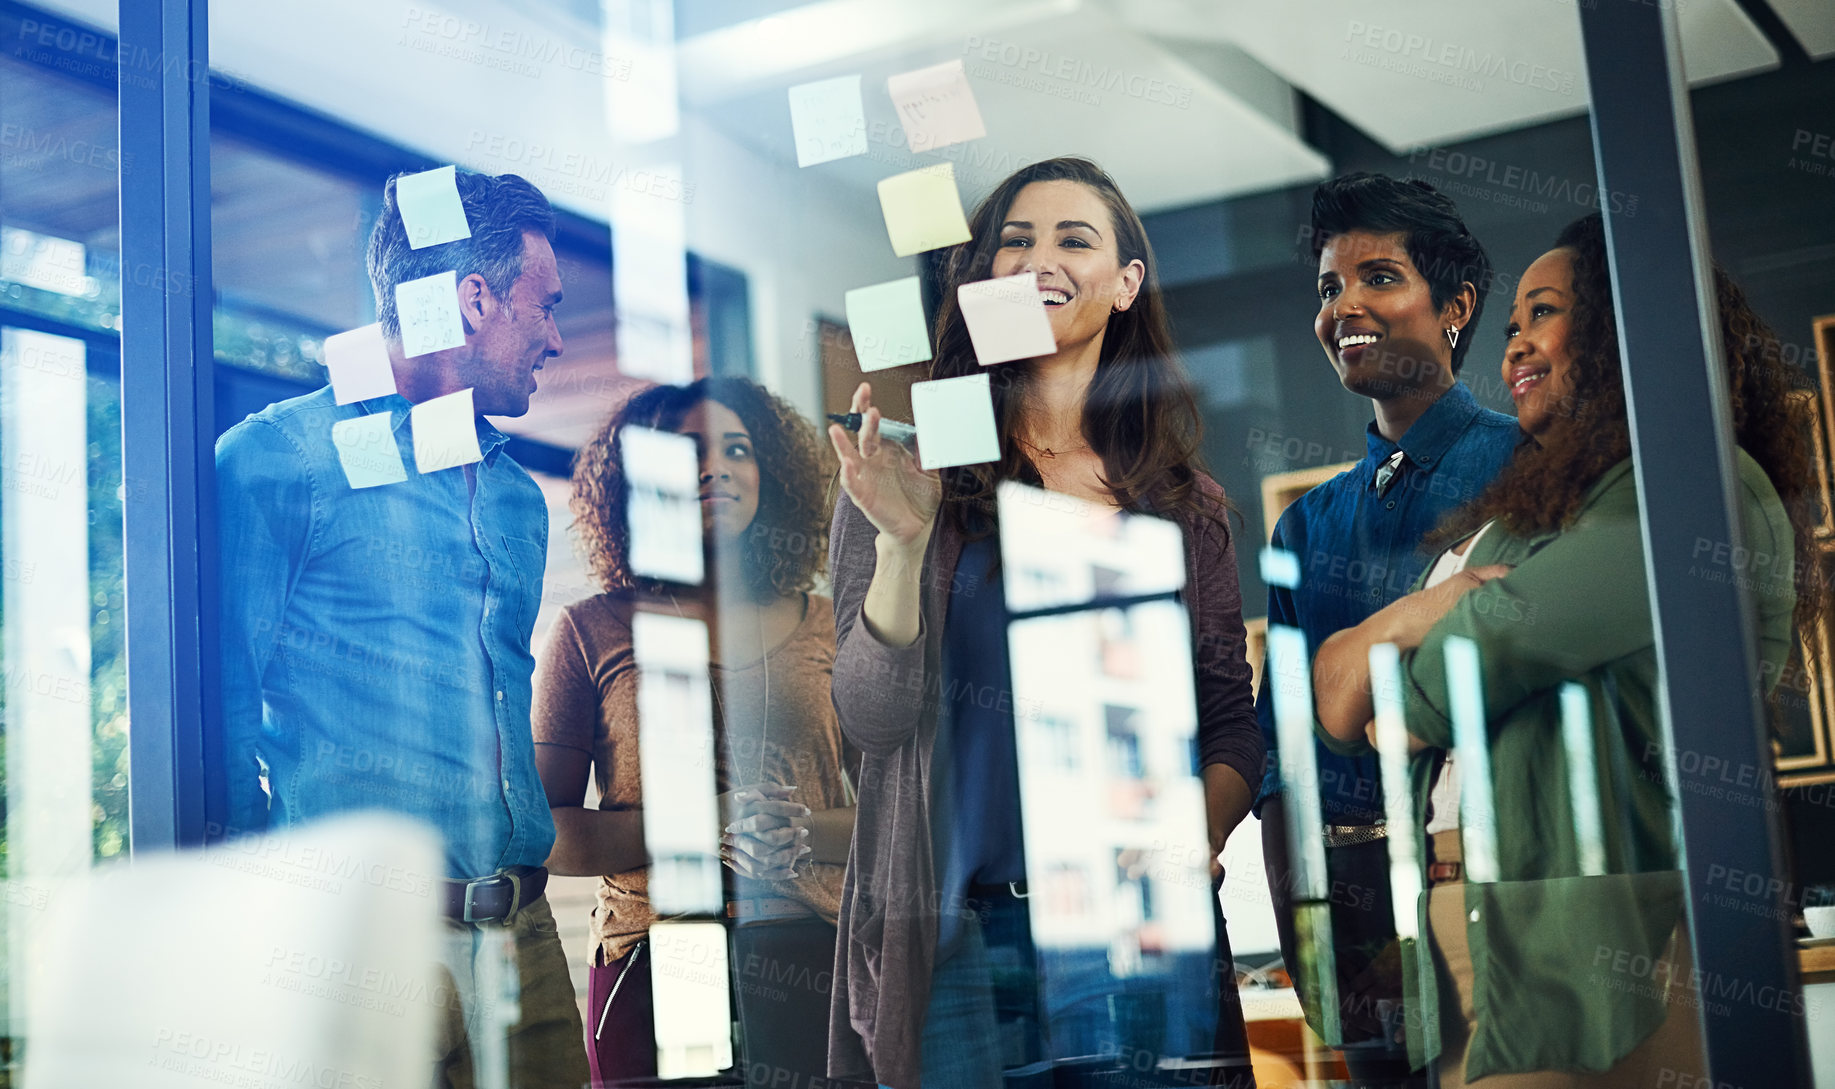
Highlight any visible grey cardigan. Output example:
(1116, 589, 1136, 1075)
(824, 478, 1264, 1089)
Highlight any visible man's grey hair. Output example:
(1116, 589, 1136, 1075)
(365, 169, 556, 339)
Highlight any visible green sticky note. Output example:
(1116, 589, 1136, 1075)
(876, 163, 971, 257)
(331, 412, 407, 489)
(844, 276, 932, 372)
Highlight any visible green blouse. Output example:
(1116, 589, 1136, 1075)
(1320, 450, 1797, 1079)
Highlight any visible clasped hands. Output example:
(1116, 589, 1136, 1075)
(717, 784, 812, 881)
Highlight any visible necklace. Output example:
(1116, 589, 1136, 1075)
(1016, 434, 1090, 460)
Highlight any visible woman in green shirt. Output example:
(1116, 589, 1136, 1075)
(1310, 213, 1826, 1086)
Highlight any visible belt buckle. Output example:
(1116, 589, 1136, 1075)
(463, 871, 521, 924)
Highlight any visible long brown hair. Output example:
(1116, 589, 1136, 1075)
(1431, 213, 1826, 643)
(926, 157, 1228, 537)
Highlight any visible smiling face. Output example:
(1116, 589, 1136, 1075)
(673, 398, 761, 542)
(989, 180, 1144, 362)
(460, 230, 564, 417)
(1502, 247, 1580, 440)
(1314, 229, 1460, 401)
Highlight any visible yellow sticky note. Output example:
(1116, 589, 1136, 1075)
(876, 163, 971, 258)
(411, 388, 483, 473)
(330, 412, 407, 490)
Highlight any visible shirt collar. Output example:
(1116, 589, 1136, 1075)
(356, 393, 512, 461)
(1362, 382, 1484, 471)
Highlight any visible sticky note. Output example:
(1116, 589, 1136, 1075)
(411, 388, 482, 473)
(396, 165, 471, 249)
(330, 412, 407, 490)
(957, 272, 1057, 365)
(787, 74, 868, 168)
(323, 323, 397, 405)
(888, 59, 987, 153)
(911, 373, 1000, 471)
(396, 271, 466, 359)
(876, 163, 972, 257)
(844, 277, 931, 372)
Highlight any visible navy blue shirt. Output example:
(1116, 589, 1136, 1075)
(1254, 382, 1520, 823)
(935, 535, 1028, 907)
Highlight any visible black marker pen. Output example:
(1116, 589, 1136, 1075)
(827, 412, 918, 445)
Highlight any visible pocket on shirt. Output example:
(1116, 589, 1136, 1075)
(499, 535, 546, 635)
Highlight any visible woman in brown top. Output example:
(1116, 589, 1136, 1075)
(824, 157, 1264, 1088)
(533, 376, 861, 1088)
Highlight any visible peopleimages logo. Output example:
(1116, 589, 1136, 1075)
(1343, 21, 1579, 96)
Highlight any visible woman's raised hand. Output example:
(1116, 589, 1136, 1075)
(826, 382, 942, 553)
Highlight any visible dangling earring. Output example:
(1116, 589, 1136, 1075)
(1445, 326, 1460, 351)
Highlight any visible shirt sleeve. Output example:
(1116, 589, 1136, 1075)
(1251, 517, 1297, 813)
(532, 607, 598, 756)
(215, 418, 316, 838)
(827, 492, 931, 755)
(1399, 475, 1652, 747)
(1189, 508, 1265, 796)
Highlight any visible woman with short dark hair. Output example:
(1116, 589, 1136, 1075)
(1313, 214, 1825, 1086)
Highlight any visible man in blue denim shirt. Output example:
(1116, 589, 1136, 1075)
(217, 170, 586, 1088)
(1254, 175, 1520, 1087)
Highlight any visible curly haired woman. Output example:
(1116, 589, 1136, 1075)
(1312, 213, 1826, 1087)
(532, 376, 865, 1088)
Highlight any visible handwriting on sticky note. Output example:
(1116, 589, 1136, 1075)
(876, 163, 972, 258)
(411, 388, 482, 473)
(957, 272, 1058, 366)
(845, 277, 932, 372)
(331, 412, 407, 490)
(396, 271, 466, 359)
(323, 323, 398, 405)
(396, 165, 471, 249)
(788, 75, 868, 168)
(888, 59, 987, 153)
(911, 373, 1001, 471)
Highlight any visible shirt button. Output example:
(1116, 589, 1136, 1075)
(1469, 908, 1481, 923)
(502, 779, 511, 791)
(495, 690, 504, 701)
(1385, 500, 1396, 510)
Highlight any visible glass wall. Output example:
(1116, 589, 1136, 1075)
(2, 0, 1832, 1085)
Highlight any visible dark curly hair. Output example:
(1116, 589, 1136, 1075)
(926, 156, 1231, 538)
(570, 377, 833, 600)
(1431, 213, 1826, 645)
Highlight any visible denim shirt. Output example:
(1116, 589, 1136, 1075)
(217, 387, 555, 879)
(1253, 382, 1520, 823)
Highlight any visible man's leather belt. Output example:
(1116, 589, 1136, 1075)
(444, 866, 547, 924)
(1323, 822, 1388, 849)
(725, 896, 814, 921)
(967, 880, 1029, 900)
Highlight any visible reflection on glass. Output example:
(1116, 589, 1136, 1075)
(1559, 682, 1608, 878)
(1368, 642, 1421, 941)
(621, 425, 704, 585)
(999, 482, 1220, 1067)
(1444, 636, 1498, 884)
(647, 920, 734, 1078)
(631, 610, 721, 914)
(2, 329, 95, 1032)
(1267, 622, 1340, 1044)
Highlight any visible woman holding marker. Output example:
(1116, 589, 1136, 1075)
(824, 156, 1263, 1089)
(1311, 214, 1825, 1087)
(532, 376, 866, 1089)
